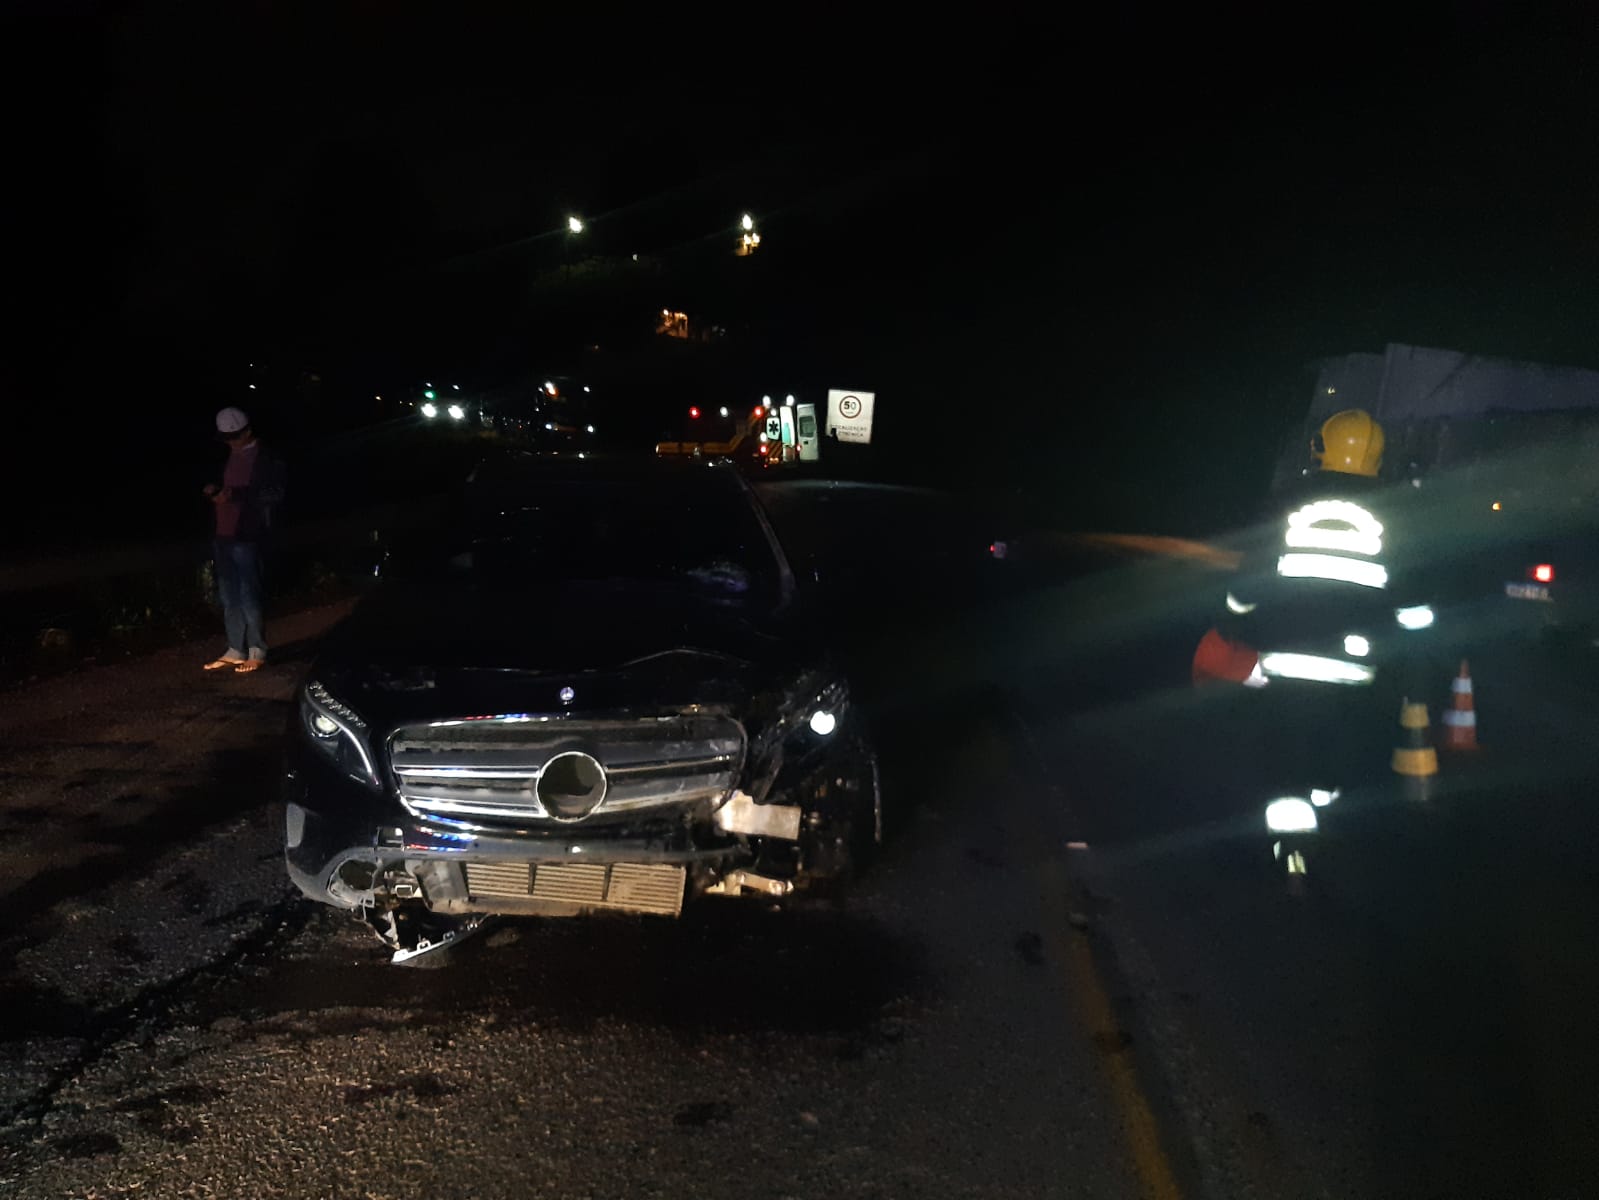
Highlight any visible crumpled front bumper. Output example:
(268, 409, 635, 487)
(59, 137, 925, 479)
(283, 727, 873, 918)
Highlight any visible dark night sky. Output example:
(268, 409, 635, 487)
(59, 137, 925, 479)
(8, 5, 1599, 536)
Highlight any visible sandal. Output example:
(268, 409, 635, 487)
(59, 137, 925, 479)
(204, 657, 244, 671)
(234, 660, 266, 674)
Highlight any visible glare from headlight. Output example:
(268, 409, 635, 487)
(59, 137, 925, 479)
(421, 402, 438, 419)
(447, 404, 465, 420)
(1395, 604, 1434, 630)
(809, 710, 837, 736)
(1265, 797, 1318, 833)
(1343, 634, 1371, 657)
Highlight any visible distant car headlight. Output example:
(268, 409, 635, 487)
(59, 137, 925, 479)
(421, 402, 438, 419)
(300, 681, 379, 787)
(447, 404, 465, 421)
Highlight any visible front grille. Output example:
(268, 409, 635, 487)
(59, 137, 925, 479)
(389, 714, 743, 824)
(465, 862, 685, 916)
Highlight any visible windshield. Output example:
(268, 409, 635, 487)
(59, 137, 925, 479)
(455, 474, 783, 603)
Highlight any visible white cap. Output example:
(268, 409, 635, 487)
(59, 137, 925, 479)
(216, 406, 250, 434)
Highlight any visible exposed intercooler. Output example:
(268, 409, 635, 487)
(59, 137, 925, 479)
(463, 861, 686, 917)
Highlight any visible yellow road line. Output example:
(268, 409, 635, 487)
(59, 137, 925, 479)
(999, 714, 1186, 1197)
(1047, 899, 1184, 1200)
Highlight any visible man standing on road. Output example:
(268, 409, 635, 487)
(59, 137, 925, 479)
(203, 407, 286, 673)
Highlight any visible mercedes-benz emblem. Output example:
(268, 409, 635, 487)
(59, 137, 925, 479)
(536, 750, 608, 822)
(559, 685, 576, 705)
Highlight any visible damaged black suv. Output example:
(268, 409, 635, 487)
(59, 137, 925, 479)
(284, 455, 879, 962)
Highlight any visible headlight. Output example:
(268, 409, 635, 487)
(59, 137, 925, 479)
(776, 677, 849, 745)
(447, 404, 465, 421)
(805, 679, 848, 738)
(300, 681, 379, 787)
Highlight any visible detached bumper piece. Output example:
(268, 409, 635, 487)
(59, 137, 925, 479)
(464, 861, 686, 917)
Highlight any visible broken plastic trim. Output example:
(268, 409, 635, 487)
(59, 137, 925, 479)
(391, 916, 490, 964)
(366, 905, 492, 963)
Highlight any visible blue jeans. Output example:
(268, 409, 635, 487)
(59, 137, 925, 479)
(214, 539, 266, 658)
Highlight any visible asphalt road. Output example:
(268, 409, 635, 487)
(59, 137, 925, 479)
(971, 542, 1599, 1199)
(4, 485, 1599, 1198)
(0, 571, 1176, 1198)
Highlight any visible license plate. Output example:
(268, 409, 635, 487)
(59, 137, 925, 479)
(1505, 582, 1551, 602)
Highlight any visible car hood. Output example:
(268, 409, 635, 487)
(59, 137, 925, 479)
(317, 580, 801, 722)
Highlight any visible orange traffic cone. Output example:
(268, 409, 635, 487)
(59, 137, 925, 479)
(1442, 659, 1479, 751)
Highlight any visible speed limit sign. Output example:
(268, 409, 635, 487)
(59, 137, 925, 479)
(825, 389, 875, 444)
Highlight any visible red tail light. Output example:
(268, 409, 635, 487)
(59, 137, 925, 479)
(758, 444, 769, 455)
(1534, 563, 1555, 583)
(753, 406, 765, 418)
(689, 406, 701, 419)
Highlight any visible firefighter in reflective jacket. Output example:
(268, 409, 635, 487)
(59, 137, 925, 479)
(1195, 409, 1394, 686)
(1192, 410, 1435, 877)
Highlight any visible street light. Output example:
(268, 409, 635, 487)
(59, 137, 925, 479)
(737, 213, 761, 255)
(567, 215, 584, 234)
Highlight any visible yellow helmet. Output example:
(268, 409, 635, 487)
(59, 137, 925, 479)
(1315, 409, 1385, 477)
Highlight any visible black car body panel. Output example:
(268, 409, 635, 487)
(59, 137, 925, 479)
(284, 457, 877, 959)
